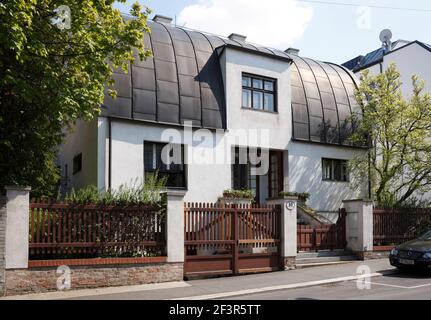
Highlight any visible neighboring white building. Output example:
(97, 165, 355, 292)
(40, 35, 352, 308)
(343, 33, 431, 202)
(343, 37, 431, 96)
(58, 15, 366, 216)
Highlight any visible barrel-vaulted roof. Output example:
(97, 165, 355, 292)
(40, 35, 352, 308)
(102, 19, 360, 146)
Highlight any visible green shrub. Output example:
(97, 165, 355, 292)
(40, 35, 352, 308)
(222, 189, 255, 200)
(64, 172, 167, 205)
(279, 191, 310, 200)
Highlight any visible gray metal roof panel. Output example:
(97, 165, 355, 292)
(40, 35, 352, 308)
(103, 20, 358, 140)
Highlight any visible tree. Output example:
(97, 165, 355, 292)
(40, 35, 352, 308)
(0, 1, 152, 196)
(350, 64, 431, 207)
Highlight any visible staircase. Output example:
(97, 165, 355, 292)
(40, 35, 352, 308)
(296, 250, 359, 269)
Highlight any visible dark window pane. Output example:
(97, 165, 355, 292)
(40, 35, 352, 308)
(264, 81, 274, 91)
(253, 91, 263, 109)
(322, 159, 332, 180)
(242, 76, 251, 87)
(242, 89, 251, 108)
(144, 141, 186, 188)
(252, 79, 263, 89)
(73, 153, 82, 175)
(264, 93, 274, 111)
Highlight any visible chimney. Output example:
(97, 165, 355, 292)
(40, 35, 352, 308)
(153, 14, 173, 24)
(228, 33, 247, 42)
(285, 48, 300, 56)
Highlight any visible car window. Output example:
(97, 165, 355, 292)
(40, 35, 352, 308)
(419, 230, 431, 240)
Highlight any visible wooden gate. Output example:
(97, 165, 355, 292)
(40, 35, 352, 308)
(184, 203, 281, 278)
(297, 209, 347, 252)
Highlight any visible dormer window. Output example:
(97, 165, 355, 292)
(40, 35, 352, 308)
(242, 73, 277, 112)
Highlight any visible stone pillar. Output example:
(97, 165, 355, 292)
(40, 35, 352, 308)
(342, 199, 374, 259)
(5, 186, 31, 269)
(267, 196, 298, 270)
(0, 194, 6, 295)
(165, 190, 186, 264)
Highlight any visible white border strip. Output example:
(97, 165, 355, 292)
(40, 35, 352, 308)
(173, 273, 387, 300)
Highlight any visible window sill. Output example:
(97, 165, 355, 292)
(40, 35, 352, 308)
(241, 107, 278, 114)
(322, 179, 350, 184)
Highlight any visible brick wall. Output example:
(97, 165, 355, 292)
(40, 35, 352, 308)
(0, 196, 6, 296)
(5, 262, 183, 296)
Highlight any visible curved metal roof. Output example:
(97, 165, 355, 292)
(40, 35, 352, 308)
(102, 20, 227, 129)
(102, 20, 360, 145)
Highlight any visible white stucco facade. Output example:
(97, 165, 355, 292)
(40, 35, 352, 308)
(58, 46, 365, 212)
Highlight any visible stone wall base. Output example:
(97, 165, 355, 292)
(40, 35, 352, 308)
(5, 262, 183, 296)
(283, 257, 296, 270)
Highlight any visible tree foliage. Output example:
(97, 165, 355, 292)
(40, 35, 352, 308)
(0, 1, 151, 196)
(350, 64, 431, 207)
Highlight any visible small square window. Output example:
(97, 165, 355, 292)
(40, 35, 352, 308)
(73, 153, 82, 175)
(322, 158, 349, 182)
(242, 74, 277, 112)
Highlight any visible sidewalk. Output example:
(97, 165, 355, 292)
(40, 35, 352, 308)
(2, 259, 395, 300)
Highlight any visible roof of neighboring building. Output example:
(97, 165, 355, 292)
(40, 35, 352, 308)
(102, 19, 360, 146)
(342, 40, 431, 73)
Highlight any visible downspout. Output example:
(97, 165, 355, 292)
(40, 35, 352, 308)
(108, 117, 112, 190)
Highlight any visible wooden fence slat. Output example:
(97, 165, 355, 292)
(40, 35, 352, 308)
(29, 202, 166, 260)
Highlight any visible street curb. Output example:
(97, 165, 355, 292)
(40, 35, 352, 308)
(0, 281, 191, 300)
(173, 269, 398, 300)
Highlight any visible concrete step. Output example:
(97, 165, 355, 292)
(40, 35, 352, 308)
(297, 250, 353, 259)
(296, 255, 358, 265)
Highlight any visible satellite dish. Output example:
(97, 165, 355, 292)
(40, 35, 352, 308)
(379, 29, 392, 43)
(379, 29, 393, 52)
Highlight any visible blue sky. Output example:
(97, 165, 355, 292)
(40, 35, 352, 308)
(114, 0, 431, 64)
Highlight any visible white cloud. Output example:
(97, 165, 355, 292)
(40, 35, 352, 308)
(177, 0, 313, 49)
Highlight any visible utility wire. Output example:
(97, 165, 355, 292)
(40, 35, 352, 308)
(296, 0, 431, 13)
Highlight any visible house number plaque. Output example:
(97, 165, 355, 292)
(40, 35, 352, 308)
(285, 201, 295, 211)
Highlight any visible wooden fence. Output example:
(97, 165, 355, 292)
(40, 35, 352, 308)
(373, 207, 431, 247)
(297, 209, 347, 252)
(29, 200, 166, 260)
(184, 203, 281, 277)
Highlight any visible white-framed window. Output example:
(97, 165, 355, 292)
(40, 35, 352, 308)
(322, 158, 349, 182)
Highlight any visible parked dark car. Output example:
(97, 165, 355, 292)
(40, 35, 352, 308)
(390, 230, 431, 270)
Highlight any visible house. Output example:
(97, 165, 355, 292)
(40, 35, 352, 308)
(57, 15, 366, 219)
(343, 34, 431, 96)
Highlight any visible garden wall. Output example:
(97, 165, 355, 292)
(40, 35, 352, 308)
(5, 261, 183, 296)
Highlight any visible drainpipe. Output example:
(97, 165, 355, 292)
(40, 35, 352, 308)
(108, 117, 112, 190)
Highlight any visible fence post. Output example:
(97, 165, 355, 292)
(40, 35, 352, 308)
(342, 199, 374, 260)
(0, 194, 6, 295)
(165, 190, 187, 265)
(267, 196, 298, 270)
(4, 186, 31, 270)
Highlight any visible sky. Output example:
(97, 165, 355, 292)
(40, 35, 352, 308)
(114, 0, 431, 64)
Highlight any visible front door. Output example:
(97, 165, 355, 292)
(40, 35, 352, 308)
(231, 148, 284, 204)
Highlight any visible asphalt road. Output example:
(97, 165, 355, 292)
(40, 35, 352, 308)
(223, 270, 431, 300)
